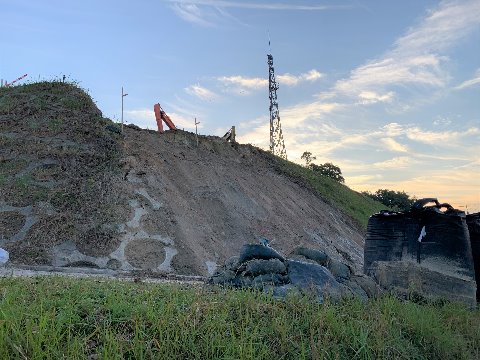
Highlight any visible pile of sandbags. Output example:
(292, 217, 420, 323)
(210, 244, 379, 303)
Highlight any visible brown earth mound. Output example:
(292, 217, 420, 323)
(1, 82, 366, 276)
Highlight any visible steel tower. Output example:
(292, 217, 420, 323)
(267, 53, 287, 159)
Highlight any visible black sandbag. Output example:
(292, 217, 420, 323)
(364, 200, 474, 280)
(415, 206, 475, 279)
(292, 247, 328, 266)
(238, 244, 285, 264)
(364, 211, 413, 273)
(244, 258, 286, 277)
(466, 213, 480, 301)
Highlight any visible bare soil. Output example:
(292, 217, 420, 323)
(118, 127, 365, 275)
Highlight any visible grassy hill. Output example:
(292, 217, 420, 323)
(0, 81, 125, 264)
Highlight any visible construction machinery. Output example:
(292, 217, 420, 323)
(2, 73, 28, 87)
(222, 126, 236, 142)
(154, 103, 177, 133)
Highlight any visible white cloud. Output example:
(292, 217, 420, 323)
(358, 90, 395, 104)
(218, 75, 267, 90)
(382, 123, 404, 137)
(373, 156, 416, 169)
(184, 84, 218, 101)
(454, 68, 480, 90)
(124, 109, 155, 128)
(381, 137, 409, 153)
(433, 116, 452, 126)
(217, 69, 323, 95)
(166, 1, 352, 27)
(393, 0, 480, 54)
(405, 126, 480, 145)
(277, 69, 324, 86)
(322, 0, 480, 111)
(170, 3, 216, 27)
(168, 112, 201, 130)
(167, 1, 351, 12)
(303, 69, 323, 81)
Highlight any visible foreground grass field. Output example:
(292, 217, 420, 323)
(0, 277, 478, 359)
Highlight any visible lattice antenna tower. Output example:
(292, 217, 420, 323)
(267, 53, 287, 159)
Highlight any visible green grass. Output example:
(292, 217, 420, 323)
(275, 159, 386, 228)
(0, 277, 478, 359)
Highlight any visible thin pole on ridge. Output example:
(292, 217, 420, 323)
(121, 86, 128, 134)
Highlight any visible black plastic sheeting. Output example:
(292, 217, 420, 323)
(466, 213, 480, 300)
(364, 199, 475, 284)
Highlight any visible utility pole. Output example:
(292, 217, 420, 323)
(195, 118, 200, 147)
(267, 53, 287, 159)
(121, 86, 128, 133)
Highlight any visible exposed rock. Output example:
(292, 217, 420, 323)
(372, 261, 477, 308)
(287, 260, 343, 302)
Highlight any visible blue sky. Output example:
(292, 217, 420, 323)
(1, 0, 479, 211)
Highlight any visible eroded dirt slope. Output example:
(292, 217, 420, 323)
(1, 82, 366, 276)
(119, 128, 365, 275)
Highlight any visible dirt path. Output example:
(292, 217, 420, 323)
(0, 265, 206, 285)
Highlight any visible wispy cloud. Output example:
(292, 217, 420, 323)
(324, 0, 480, 110)
(357, 90, 395, 105)
(277, 69, 323, 86)
(170, 3, 216, 27)
(405, 126, 480, 145)
(167, 0, 351, 11)
(381, 137, 409, 153)
(218, 75, 267, 91)
(166, 1, 353, 27)
(124, 109, 156, 129)
(217, 69, 323, 95)
(184, 84, 219, 101)
(373, 156, 417, 169)
(454, 68, 480, 90)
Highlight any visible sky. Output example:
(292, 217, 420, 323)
(1, 0, 479, 212)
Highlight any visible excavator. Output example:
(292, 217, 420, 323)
(154, 103, 177, 133)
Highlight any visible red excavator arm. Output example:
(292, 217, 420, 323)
(154, 103, 177, 133)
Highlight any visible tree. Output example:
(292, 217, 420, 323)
(309, 162, 345, 183)
(301, 151, 316, 167)
(362, 189, 415, 211)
